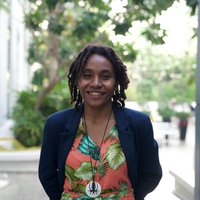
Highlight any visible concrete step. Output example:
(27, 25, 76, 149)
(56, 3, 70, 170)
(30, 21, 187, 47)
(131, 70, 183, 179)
(0, 150, 40, 172)
(170, 168, 194, 200)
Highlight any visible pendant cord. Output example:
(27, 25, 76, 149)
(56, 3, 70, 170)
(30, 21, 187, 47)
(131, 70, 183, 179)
(83, 109, 112, 185)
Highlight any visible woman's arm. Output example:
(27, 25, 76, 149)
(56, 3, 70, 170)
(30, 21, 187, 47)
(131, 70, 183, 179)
(134, 116, 162, 200)
(38, 117, 62, 200)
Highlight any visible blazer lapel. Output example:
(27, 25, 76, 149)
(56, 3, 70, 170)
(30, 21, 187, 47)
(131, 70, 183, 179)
(58, 105, 83, 185)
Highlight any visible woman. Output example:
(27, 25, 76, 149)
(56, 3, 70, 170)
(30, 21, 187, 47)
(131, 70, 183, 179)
(39, 44, 162, 200)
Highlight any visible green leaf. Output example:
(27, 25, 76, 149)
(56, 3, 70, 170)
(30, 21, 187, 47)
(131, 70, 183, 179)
(73, 11, 109, 40)
(61, 192, 72, 200)
(141, 22, 166, 44)
(105, 126, 118, 142)
(76, 183, 86, 193)
(65, 165, 80, 182)
(74, 162, 93, 180)
(45, 0, 58, 10)
(77, 135, 100, 160)
(98, 157, 109, 177)
(114, 21, 132, 35)
(118, 181, 129, 196)
(106, 142, 125, 170)
(48, 17, 64, 34)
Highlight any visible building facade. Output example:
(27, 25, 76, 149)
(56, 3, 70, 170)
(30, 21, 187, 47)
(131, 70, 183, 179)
(0, 0, 30, 126)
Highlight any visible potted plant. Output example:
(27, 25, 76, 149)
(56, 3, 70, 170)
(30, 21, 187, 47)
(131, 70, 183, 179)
(175, 111, 190, 141)
(158, 105, 174, 122)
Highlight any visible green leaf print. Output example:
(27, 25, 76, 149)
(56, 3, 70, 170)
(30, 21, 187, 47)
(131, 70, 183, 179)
(105, 126, 118, 142)
(74, 162, 94, 180)
(98, 156, 109, 178)
(76, 183, 86, 193)
(106, 142, 125, 170)
(77, 134, 100, 160)
(118, 181, 129, 197)
(61, 192, 72, 200)
(65, 165, 80, 189)
(105, 194, 119, 199)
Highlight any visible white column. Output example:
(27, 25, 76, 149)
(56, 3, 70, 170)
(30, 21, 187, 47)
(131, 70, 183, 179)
(0, 9, 9, 125)
(8, 0, 29, 116)
(16, 0, 30, 91)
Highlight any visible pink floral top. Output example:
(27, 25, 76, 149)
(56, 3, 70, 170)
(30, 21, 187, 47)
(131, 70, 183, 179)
(61, 119, 135, 200)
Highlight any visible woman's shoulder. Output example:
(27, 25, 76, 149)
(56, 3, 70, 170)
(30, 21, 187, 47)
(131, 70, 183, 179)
(45, 107, 76, 126)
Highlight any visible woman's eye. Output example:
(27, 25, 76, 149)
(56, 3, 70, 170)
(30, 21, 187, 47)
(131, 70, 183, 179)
(101, 74, 110, 80)
(82, 74, 92, 79)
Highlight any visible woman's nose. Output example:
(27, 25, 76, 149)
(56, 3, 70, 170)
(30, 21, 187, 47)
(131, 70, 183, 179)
(91, 76, 102, 87)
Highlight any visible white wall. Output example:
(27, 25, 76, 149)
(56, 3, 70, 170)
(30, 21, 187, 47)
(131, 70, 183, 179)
(0, 0, 30, 126)
(0, 9, 9, 125)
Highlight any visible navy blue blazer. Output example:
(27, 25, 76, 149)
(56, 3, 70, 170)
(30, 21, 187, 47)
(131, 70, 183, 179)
(39, 104, 162, 200)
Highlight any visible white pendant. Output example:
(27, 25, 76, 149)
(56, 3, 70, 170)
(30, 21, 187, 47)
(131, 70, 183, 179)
(85, 181, 102, 198)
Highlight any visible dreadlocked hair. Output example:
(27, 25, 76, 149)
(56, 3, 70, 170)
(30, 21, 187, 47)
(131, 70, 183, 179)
(67, 44, 130, 109)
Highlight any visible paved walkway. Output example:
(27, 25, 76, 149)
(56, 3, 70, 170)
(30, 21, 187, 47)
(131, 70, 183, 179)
(146, 117, 195, 200)
(0, 117, 195, 200)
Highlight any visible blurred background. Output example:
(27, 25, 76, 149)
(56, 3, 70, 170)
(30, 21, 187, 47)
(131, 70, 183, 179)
(0, 0, 199, 199)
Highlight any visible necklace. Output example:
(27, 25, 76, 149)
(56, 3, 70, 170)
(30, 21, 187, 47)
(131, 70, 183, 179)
(84, 109, 112, 198)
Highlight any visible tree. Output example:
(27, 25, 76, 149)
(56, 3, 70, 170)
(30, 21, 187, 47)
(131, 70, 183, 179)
(130, 49, 196, 104)
(25, 0, 180, 111)
(13, 0, 195, 146)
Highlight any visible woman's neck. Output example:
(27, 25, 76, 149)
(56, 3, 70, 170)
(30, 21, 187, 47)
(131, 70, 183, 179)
(83, 103, 113, 123)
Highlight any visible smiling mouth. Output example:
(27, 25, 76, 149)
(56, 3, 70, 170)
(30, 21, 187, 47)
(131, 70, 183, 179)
(87, 91, 105, 96)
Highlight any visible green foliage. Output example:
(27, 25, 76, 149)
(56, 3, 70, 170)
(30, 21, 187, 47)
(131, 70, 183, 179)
(115, 43, 137, 62)
(45, 0, 58, 10)
(132, 49, 196, 104)
(25, 0, 177, 74)
(24, 0, 176, 112)
(12, 91, 45, 147)
(114, 21, 132, 35)
(175, 111, 190, 120)
(16, 0, 193, 147)
(12, 80, 72, 147)
(25, 3, 46, 30)
(73, 11, 109, 40)
(142, 23, 166, 44)
(0, 0, 8, 11)
(158, 105, 174, 120)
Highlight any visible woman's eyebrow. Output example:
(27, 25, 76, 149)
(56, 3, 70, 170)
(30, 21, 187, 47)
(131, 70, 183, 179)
(101, 69, 112, 73)
(82, 68, 92, 72)
(82, 67, 113, 74)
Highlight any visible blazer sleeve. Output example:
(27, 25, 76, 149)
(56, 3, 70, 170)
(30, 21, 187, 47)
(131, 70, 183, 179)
(134, 116, 162, 200)
(38, 116, 62, 200)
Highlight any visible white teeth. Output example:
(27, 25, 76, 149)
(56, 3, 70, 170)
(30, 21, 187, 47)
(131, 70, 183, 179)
(88, 92, 103, 96)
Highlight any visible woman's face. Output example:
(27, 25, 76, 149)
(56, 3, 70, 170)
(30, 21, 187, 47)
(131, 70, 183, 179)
(78, 54, 116, 109)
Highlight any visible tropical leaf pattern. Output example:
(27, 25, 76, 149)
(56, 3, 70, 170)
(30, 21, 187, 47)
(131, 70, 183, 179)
(106, 142, 125, 170)
(61, 120, 135, 200)
(98, 156, 109, 178)
(74, 162, 93, 180)
(77, 134, 100, 160)
(105, 125, 118, 142)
